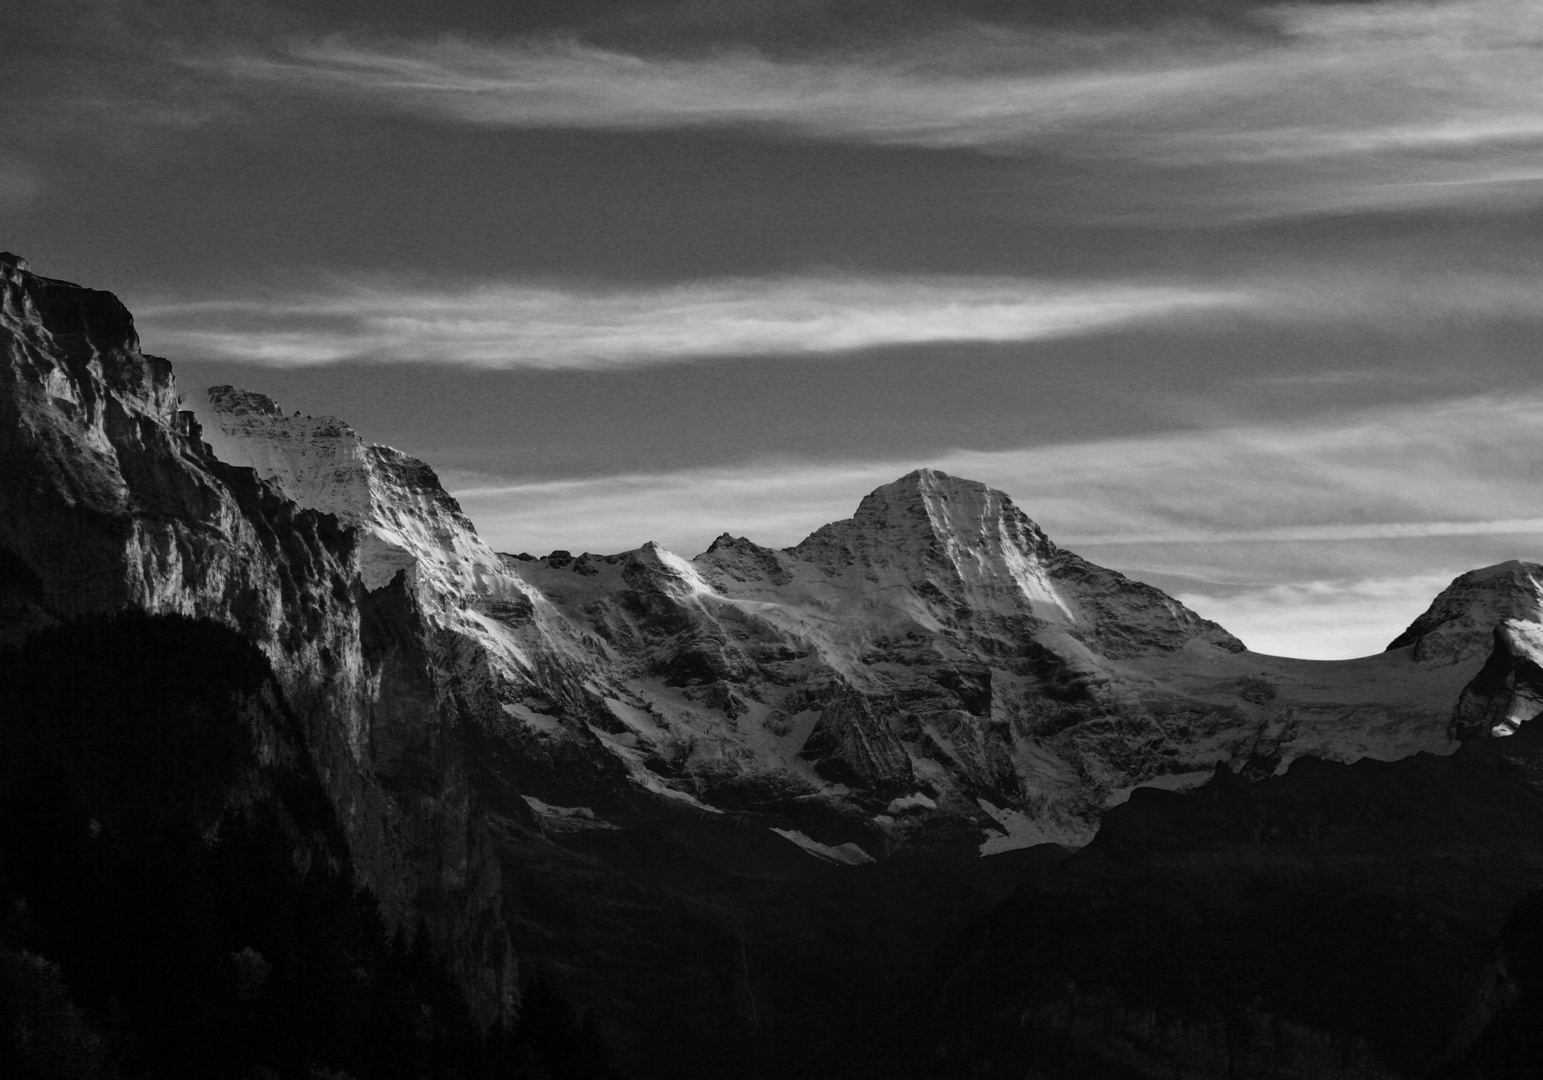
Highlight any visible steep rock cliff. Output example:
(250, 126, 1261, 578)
(1452, 617, 1543, 739)
(0, 253, 514, 1025)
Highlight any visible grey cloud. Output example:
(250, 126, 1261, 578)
(202, 0, 1543, 218)
(134, 263, 1543, 370)
(137, 273, 1248, 368)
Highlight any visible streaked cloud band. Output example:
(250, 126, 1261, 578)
(203, 0, 1543, 217)
(139, 263, 1543, 370)
(139, 274, 1246, 368)
(1070, 519, 1543, 546)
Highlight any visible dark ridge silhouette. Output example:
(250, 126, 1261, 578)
(0, 611, 618, 1080)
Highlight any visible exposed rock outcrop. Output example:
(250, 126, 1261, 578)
(1387, 560, 1543, 665)
(0, 253, 515, 1025)
(1452, 619, 1543, 739)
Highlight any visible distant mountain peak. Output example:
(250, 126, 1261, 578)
(862, 467, 1009, 513)
(799, 468, 1057, 567)
(1461, 559, 1542, 583)
(779, 470, 1242, 659)
(891, 466, 974, 489)
(1388, 560, 1543, 664)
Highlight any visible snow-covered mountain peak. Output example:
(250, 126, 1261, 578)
(793, 469, 1054, 576)
(182, 386, 374, 525)
(631, 541, 718, 596)
(840, 468, 1055, 559)
(184, 384, 551, 679)
(194, 384, 301, 421)
(1388, 561, 1543, 665)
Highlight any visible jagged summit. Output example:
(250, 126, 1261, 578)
(792, 468, 1054, 579)
(195, 383, 326, 422)
(186, 386, 472, 531)
(1465, 559, 1539, 580)
(1, 253, 149, 380)
(183, 384, 549, 683)
(1387, 560, 1543, 664)
(779, 468, 1240, 658)
(183, 384, 373, 523)
(808, 467, 1057, 560)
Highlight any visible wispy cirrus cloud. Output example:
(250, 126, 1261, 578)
(1074, 519, 1543, 546)
(213, 30, 1228, 146)
(138, 262, 1543, 370)
(450, 391, 1543, 657)
(137, 273, 1247, 368)
(202, 0, 1543, 218)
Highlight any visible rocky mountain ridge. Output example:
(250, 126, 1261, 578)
(176, 341, 1543, 857)
(8, 252, 1543, 1078)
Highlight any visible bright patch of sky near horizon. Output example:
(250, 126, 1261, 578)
(6, 0, 1543, 659)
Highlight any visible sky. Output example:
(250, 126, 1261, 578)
(6, 0, 1543, 658)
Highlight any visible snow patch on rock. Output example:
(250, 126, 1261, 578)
(887, 792, 937, 814)
(977, 797, 1079, 855)
(521, 795, 619, 831)
(770, 828, 875, 865)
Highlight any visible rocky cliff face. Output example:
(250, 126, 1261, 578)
(1452, 618, 1543, 739)
(1388, 561, 1543, 665)
(0, 252, 514, 1025)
